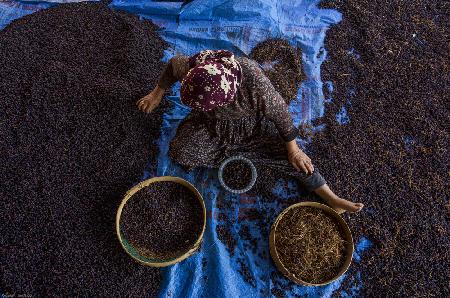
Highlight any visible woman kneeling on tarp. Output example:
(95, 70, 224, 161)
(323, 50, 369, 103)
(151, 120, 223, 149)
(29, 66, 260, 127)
(137, 49, 363, 213)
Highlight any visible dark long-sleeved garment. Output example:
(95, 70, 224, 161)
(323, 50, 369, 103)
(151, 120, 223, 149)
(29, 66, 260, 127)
(158, 54, 326, 191)
(158, 55, 298, 142)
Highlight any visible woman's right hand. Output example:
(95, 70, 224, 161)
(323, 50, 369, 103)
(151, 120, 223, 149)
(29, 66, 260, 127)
(136, 86, 165, 113)
(286, 140, 314, 175)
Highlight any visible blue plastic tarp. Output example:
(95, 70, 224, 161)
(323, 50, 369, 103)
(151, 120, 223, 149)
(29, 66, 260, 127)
(0, 1, 371, 297)
(146, 96, 371, 298)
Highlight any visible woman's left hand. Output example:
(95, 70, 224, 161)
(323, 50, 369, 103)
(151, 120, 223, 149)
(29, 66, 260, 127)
(286, 141, 314, 175)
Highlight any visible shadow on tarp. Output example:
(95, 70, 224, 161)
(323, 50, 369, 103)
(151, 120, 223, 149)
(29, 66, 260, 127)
(0, 1, 372, 297)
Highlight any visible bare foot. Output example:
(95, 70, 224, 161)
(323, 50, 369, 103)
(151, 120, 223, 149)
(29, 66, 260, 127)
(325, 197, 364, 214)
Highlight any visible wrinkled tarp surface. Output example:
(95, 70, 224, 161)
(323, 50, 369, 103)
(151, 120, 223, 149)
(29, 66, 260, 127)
(0, 1, 371, 297)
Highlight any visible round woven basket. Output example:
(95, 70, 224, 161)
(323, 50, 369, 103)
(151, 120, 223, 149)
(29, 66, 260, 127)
(116, 176, 206, 267)
(269, 202, 354, 286)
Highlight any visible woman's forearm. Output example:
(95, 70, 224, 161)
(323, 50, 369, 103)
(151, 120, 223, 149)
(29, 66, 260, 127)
(286, 139, 300, 153)
(157, 58, 177, 90)
(154, 85, 166, 97)
(157, 55, 190, 91)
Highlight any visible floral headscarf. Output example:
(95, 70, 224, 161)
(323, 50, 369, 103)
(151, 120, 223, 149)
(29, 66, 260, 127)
(180, 50, 242, 112)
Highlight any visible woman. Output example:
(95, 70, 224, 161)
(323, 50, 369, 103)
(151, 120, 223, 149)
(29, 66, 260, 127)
(137, 49, 363, 213)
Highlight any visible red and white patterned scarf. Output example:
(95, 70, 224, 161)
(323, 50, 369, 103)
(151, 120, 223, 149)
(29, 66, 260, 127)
(180, 50, 242, 112)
